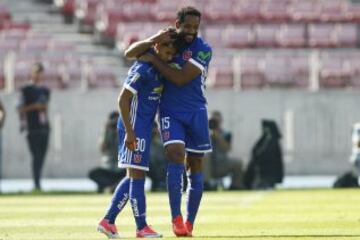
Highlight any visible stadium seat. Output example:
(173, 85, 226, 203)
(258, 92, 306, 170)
(88, 65, 118, 88)
(233, 0, 262, 22)
(289, 55, 310, 88)
(254, 24, 280, 47)
(151, 0, 180, 22)
(319, 57, 352, 88)
(289, 0, 321, 22)
(204, 0, 235, 23)
(261, 0, 290, 22)
(308, 24, 337, 48)
(345, 2, 360, 22)
(75, 0, 102, 33)
(0, 39, 19, 52)
(238, 54, 265, 89)
(264, 57, 294, 87)
(277, 24, 306, 48)
(204, 25, 226, 48)
(320, 0, 347, 22)
(0, 29, 28, 41)
(207, 51, 234, 88)
(223, 25, 255, 48)
(20, 38, 51, 53)
(0, 5, 11, 23)
(335, 24, 358, 48)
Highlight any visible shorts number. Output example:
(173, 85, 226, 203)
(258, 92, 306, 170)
(161, 117, 170, 130)
(135, 138, 146, 152)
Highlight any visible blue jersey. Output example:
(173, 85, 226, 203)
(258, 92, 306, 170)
(160, 37, 212, 112)
(118, 61, 163, 131)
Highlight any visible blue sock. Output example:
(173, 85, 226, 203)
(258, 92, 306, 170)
(186, 172, 204, 224)
(104, 177, 130, 224)
(130, 178, 147, 230)
(167, 162, 185, 219)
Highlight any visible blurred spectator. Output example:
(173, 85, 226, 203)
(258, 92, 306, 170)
(18, 63, 50, 191)
(244, 119, 284, 190)
(148, 122, 167, 192)
(88, 111, 125, 193)
(333, 122, 360, 188)
(204, 111, 243, 190)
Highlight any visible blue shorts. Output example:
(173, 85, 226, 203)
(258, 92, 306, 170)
(159, 109, 212, 153)
(118, 125, 152, 171)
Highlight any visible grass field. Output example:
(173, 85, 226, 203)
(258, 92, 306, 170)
(0, 189, 360, 240)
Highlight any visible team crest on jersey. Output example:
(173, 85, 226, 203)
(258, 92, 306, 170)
(182, 50, 192, 61)
(162, 131, 170, 141)
(133, 154, 142, 163)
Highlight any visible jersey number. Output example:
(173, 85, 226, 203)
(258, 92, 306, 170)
(161, 117, 170, 130)
(135, 138, 146, 152)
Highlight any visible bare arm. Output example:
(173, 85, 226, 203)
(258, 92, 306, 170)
(212, 130, 231, 153)
(124, 28, 175, 60)
(0, 101, 5, 129)
(118, 88, 137, 151)
(140, 53, 201, 87)
(18, 103, 47, 114)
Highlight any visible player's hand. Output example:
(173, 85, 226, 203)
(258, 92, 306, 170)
(152, 28, 176, 44)
(138, 53, 155, 63)
(125, 129, 137, 151)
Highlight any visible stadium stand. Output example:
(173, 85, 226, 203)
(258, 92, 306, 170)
(1, 0, 360, 91)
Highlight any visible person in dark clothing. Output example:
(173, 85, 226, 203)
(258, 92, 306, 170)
(244, 119, 284, 190)
(204, 111, 243, 190)
(88, 111, 126, 193)
(18, 63, 50, 191)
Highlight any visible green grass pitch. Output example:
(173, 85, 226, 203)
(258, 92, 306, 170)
(0, 189, 360, 240)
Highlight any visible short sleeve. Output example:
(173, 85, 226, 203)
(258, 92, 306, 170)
(123, 63, 146, 94)
(188, 42, 212, 72)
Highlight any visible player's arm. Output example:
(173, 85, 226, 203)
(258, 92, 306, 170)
(124, 28, 175, 60)
(140, 53, 201, 87)
(0, 100, 5, 129)
(118, 88, 137, 151)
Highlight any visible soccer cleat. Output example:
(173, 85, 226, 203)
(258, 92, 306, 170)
(136, 225, 162, 238)
(185, 220, 193, 237)
(97, 219, 121, 239)
(172, 215, 188, 237)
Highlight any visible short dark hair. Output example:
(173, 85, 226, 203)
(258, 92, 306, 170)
(33, 63, 44, 73)
(176, 6, 201, 23)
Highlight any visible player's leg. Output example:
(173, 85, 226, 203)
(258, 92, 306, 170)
(159, 111, 188, 236)
(185, 153, 204, 236)
(98, 130, 129, 239)
(128, 168, 162, 238)
(184, 110, 212, 236)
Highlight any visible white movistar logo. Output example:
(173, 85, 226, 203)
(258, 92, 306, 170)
(117, 193, 129, 210)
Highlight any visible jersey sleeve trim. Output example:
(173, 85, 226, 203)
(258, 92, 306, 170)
(189, 58, 204, 72)
(124, 84, 137, 94)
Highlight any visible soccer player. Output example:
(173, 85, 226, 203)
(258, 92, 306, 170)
(125, 7, 212, 237)
(97, 40, 178, 239)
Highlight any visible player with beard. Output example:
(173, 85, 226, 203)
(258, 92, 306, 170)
(125, 7, 212, 237)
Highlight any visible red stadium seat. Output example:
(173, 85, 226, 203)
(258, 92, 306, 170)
(88, 65, 118, 88)
(0, 29, 28, 41)
(207, 51, 234, 88)
(308, 24, 337, 48)
(277, 24, 306, 48)
(0, 39, 19, 52)
(238, 54, 265, 89)
(151, 0, 179, 22)
(20, 38, 50, 53)
(233, 0, 262, 22)
(204, 0, 235, 23)
(319, 57, 352, 88)
(0, 5, 11, 23)
(320, 0, 347, 22)
(335, 24, 358, 48)
(264, 57, 293, 87)
(204, 25, 226, 48)
(223, 25, 254, 48)
(261, 0, 290, 22)
(289, 0, 321, 22)
(345, 2, 360, 22)
(254, 24, 280, 47)
(289, 55, 310, 88)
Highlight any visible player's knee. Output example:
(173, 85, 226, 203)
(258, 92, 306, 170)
(127, 168, 145, 179)
(165, 144, 185, 164)
(187, 156, 203, 173)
